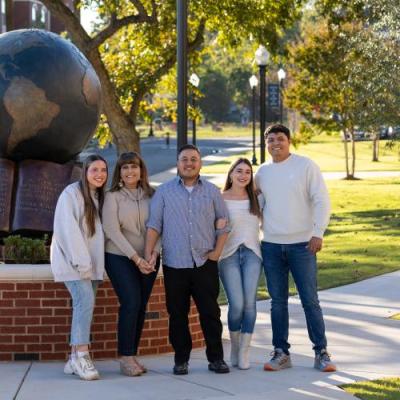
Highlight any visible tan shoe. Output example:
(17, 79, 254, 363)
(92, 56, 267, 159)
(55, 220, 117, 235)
(133, 357, 147, 373)
(120, 359, 142, 377)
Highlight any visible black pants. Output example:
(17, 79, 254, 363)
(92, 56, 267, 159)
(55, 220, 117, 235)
(105, 253, 159, 356)
(163, 259, 224, 364)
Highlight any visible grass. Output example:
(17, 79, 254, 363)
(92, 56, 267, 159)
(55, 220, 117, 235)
(295, 134, 400, 172)
(218, 177, 400, 304)
(341, 378, 400, 400)
(201, 132, 400, 175)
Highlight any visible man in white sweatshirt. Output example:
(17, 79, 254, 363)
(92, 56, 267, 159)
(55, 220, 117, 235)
(255, 123, 336, 372)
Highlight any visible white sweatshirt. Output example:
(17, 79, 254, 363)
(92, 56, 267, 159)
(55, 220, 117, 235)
(255, 154, 330, 244)
(50, 182, 105, 282)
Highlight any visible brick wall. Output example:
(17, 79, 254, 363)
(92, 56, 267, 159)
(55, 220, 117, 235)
(0, 277, 204, 361)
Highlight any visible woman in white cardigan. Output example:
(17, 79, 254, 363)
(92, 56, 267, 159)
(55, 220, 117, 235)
(51, 155, 108, 381)
(219, 158, 263, 370)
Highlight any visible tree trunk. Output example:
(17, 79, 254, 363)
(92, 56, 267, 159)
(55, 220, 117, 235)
(372, 134, 379, 162)
(87, 50, 140, 154)
(350, 132, 356, 178)
(343, 130, 350, 178)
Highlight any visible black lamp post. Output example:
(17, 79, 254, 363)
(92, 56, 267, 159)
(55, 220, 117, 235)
(255, 45, 269, 164)
(249, 74, 258, 165)
(189, 73, 200, 146)
(277, 68, 286, 124)
(176, 0, 188, 154)
(147, 93, 154, 137)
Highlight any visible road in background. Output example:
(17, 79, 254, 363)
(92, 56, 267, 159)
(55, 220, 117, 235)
(80, 137, 253, 182)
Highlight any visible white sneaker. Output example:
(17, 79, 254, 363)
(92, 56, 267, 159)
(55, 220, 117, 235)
(71, 353, 100, 381)
(64, 356, 74, 375)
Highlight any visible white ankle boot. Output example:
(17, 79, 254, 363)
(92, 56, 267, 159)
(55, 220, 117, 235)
(238, 333, 252, 370)
(229, 331, 240, 367)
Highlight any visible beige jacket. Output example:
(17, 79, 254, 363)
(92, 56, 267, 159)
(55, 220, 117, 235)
(103, 187, 157, 259)
(50, 182, 105, 282)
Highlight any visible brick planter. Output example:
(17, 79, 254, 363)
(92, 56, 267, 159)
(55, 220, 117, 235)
(0, 265, 204, 361)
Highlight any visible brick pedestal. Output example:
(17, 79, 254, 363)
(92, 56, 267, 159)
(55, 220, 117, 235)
(0, 265, 204, 361)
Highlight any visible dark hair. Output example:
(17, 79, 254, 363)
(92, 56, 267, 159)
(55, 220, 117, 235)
(79, 154, 108, 237)
(177, 144, 201, 158)
(264, 123, 291, 140)
(110, 152, 154, 197)
(223, 158, 261, 218)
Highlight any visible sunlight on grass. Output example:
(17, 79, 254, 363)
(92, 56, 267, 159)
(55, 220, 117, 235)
(341, 378, 400, 400)
(218, 177, 400, 303)
(201, 131, 399, 174)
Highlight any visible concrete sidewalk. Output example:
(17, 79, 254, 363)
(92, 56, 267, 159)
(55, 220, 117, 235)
(1, 271, 399, 400)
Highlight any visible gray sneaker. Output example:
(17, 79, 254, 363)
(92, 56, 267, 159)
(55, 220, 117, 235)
(263, 348, 292, 371)
(314, 349, 336, 372)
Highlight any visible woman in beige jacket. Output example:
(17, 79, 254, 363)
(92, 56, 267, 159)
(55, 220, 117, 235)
(103, 152, 159, 377)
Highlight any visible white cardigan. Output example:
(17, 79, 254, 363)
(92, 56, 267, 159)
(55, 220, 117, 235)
(50, 182, 105, 282)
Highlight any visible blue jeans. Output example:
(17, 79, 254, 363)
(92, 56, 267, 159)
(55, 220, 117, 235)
(64, 280, 99, 346)
(261, 241, 327, 353)
(218, 245, 262, 334)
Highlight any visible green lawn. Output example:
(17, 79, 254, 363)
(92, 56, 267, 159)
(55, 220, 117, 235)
(201, 132, 400, 175)
(295, 134, 400, 172)
(219, 177, 400, 303)
(341, 378, 400, 400)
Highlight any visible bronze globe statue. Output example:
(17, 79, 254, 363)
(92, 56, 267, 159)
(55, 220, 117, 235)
(0, 29, 102, 234)
(0, 29, 101, 163)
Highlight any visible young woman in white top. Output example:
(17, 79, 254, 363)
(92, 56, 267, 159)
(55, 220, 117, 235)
(219, 158, 262, 370)
(51, 155, 108, 381)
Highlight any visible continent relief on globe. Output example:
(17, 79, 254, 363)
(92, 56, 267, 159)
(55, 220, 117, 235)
(4, 77, 60, 154)
(0, 158, 81, 233)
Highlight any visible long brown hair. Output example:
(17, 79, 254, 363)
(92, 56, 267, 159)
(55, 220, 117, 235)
(223, 158, 261, 217)
(79, 154, 108, 237)
(110, 152, 154, 197)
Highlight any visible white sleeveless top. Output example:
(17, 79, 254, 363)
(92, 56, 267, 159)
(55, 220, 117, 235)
(220, 199, 261, 260)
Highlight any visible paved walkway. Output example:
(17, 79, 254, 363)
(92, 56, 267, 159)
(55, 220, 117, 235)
(1, 271, 400, 400)
(2, 147, 399, 399)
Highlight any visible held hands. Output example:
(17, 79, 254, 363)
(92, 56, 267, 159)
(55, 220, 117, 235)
(307, 237, 323, 254)
(148, 251, 158, 268)
(132, 254, 155, 275)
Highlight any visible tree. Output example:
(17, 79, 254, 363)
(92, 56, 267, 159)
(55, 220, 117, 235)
(285, 1, 400, 177)
(40, 0, 303, 154)
(198, 69, 230, 122)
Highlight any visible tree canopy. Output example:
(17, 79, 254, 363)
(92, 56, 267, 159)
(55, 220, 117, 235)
(41, 0, 303, 153)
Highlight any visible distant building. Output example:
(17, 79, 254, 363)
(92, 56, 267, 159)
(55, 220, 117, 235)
(0, 0, 75, 34)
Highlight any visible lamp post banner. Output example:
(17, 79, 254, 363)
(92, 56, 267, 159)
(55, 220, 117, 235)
(268, 84, 280, 108)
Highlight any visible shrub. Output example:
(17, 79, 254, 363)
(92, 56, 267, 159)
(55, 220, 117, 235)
(3, 235, 49, 264)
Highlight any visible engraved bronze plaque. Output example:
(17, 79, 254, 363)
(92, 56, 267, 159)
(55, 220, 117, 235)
(0, 158, 15, 232)
(12, 160, 74, 232)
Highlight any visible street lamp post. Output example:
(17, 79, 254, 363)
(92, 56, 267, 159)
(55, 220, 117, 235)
(255, 45, 269, 163)
(277, 68, 286, 124)
(189, 73, 200, 146)
(176, 0, 188, 154)
(249, 75, 258, 165)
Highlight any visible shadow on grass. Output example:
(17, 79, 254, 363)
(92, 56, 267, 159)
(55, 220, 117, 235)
(327, 209, 400, 235)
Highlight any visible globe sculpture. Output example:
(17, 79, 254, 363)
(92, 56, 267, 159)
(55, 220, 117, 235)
(0, 29, 101, 163)
(0, 29, 102, 234)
